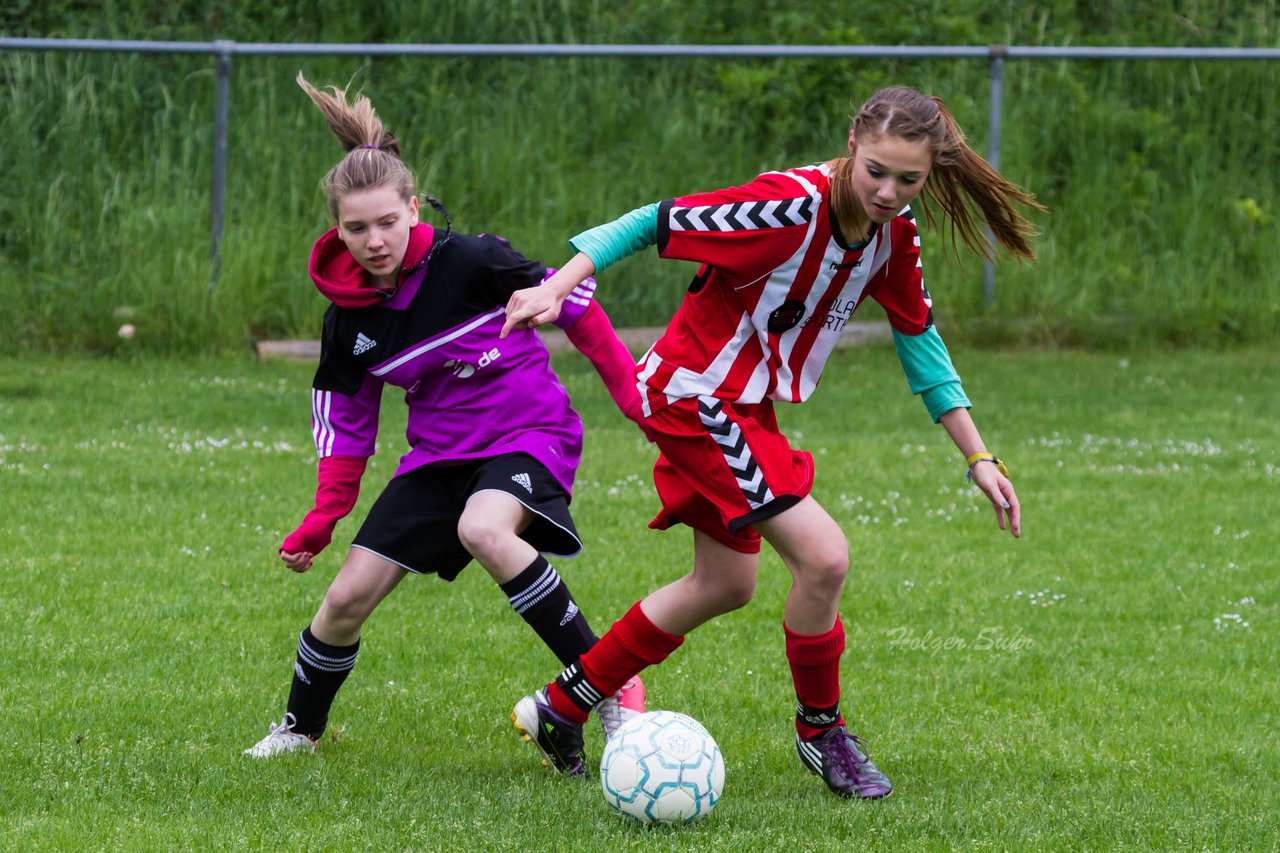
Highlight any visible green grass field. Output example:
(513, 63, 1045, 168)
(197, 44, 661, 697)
(2, 344, 1277, 850)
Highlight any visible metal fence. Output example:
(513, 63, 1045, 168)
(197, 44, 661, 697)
(3, 37, 1278, 301)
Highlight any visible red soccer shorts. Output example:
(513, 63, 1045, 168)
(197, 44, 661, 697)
(646, 395, 814, 553)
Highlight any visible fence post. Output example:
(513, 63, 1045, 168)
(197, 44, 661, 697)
(210, 40, 233, 290)
(983, 45, 1006, 309)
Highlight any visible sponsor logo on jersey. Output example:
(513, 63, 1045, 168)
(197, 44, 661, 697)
(353, 332, 377, 356)
(767, 299, 807, 333)
(445, 359, 476, 378)
(444, 347, 501, 379)
(803, 295, 859, 333)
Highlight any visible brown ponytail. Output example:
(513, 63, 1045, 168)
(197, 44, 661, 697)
(296, 72, 417, 221)
(833, 86, 1045, 262)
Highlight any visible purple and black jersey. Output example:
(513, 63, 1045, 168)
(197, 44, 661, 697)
(309, 232, 594, 495)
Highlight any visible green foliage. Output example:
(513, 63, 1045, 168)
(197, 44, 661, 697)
(1, 348, 1278, 848)
(1, 2, 1278, 353)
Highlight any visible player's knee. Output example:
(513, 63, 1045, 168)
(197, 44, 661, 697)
(456, 513, 503, 562)
(709, 574, 756, 614)
(799, 541, 849, 593)
(320, 577, 374, 625)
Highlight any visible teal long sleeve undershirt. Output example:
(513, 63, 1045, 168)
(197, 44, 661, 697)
(892, 327, 971, 422)
(568, 202, 969, 421)
(569, 203, 660, 272)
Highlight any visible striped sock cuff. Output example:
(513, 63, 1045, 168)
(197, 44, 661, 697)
(502, 557, 561, 616)
(298, 627, 359, 674)
(554, 662, 606, 714)
(796, 700, 843, 731)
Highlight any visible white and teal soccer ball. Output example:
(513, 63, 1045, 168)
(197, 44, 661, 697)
(599, 710, 725, 824)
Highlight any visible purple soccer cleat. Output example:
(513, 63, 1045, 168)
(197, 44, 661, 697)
(796, 726, 894, 799)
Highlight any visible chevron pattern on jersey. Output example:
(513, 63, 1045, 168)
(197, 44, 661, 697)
(670, 196, 815, 233)
(698, 397, 774, 509)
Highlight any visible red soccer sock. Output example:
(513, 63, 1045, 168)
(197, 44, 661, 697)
(785, 616, 847, 740)
(547, 601, 684, 723)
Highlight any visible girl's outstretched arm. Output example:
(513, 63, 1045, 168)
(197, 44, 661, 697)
(502, 202, 660, 338)
(501, 252, 597, 337)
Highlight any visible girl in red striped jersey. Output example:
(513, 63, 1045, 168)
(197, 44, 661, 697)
(504, 86, 1043, 798)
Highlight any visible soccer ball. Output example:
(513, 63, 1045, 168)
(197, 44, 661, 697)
(599, 710, 725, 824)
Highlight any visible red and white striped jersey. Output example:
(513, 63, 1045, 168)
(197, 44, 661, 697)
(639, 163, 933, 412)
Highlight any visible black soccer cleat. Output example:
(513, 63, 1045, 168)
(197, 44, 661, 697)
(512, 688, 587, 778)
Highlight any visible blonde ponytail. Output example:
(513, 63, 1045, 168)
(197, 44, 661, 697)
(296, 72, 416, 220)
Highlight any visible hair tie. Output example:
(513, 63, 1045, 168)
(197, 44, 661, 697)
(362, 144, 380, 150)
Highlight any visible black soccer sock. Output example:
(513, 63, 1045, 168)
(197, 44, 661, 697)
(285, 625, 360, 740)
(500, 556, 598, 666)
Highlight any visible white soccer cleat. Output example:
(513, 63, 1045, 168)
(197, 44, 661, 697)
(597, 675, 646, 742)
(243, 713, 318, 758)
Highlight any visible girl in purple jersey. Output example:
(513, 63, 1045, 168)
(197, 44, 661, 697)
(245, 74, 646, 761)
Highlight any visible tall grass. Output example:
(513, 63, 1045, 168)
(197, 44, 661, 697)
(2, 2, 1278, 353)
(985, 57, 1280, 346)
(0, 51, 217, 351)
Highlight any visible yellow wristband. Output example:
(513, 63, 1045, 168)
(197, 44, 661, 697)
(965, 451, 1009, 481)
